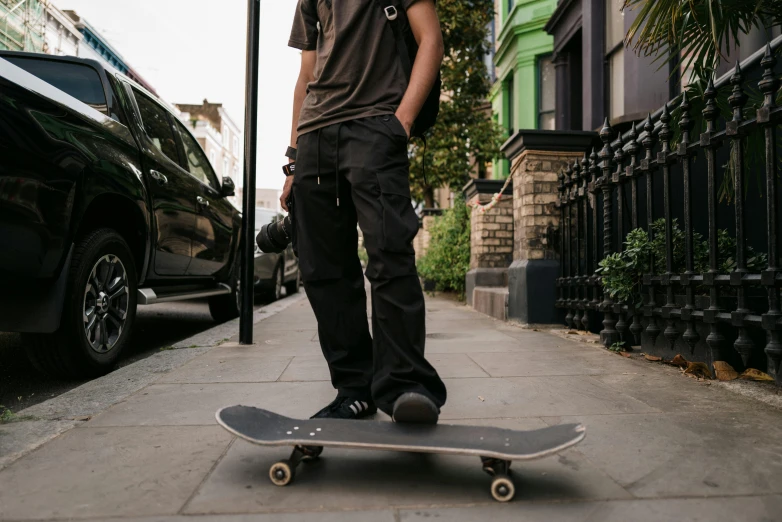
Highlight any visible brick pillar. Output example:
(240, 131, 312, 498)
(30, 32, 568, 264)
(501, 130, 599, 324)
(413, 209, 442, 261)
(463, 179, 514, 306)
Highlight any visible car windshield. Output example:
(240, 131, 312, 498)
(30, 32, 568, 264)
(255, 209, 280, 228)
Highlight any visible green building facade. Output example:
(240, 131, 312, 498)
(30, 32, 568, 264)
(491, 0, 557, 178)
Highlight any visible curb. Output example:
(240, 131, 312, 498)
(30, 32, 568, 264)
(0, 292, 307, 471)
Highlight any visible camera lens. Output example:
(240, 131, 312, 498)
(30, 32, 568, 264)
(257, 216, 293, 254)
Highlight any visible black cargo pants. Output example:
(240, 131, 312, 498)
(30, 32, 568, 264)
(291, 115, 447, 415)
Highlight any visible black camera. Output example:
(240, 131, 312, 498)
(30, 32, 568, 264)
(256, 201, 293, 254)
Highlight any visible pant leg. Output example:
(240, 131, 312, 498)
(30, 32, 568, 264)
(292, 126, 373, 401)
(341, 116, 447, 415)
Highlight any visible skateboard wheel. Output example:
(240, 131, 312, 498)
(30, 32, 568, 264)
(269, 460, 295, 486)
(490, 475, 515, 502)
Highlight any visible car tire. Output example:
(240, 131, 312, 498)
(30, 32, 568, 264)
(24, 228, 137, 378)
(285, 270, 300, 295)
(262, 263, 283, 302)
(209, 255, 241, 322)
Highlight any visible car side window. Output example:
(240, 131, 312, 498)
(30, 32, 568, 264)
(5, 57, 109, 116)
(174, 119, 220, 191)
(132, 88, 179, 165)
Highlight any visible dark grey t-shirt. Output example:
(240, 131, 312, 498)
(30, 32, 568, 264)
(289, 0, 418, 136)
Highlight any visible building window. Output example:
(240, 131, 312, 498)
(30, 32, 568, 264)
(223, 158, 229, 177)
(210, 150, 217, 166)
(507, 0, 514, 14)
(485, 19, 496, 84)
(233, 136, 239, 156)
(538, 55, 556, 130)
(606, 0, 625, 120)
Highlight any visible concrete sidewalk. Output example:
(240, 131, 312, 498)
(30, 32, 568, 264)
(2, 294, 782, 521)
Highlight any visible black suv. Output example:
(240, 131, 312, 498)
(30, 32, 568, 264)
(0, 52, 243, 377)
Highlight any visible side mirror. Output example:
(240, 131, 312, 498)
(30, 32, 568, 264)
(221, 176, 236, 197)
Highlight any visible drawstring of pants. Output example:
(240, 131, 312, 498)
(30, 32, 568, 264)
(315, 125, 342, 208)
(316, 128, 322, 186)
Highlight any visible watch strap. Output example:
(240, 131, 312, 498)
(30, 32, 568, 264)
(285, 146, 297, 161)
(282, 163, 296, 177)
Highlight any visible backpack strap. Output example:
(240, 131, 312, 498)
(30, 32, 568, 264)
(373, 0, 413, 81)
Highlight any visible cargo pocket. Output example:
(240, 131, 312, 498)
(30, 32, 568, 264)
(377, 172, 418, 254)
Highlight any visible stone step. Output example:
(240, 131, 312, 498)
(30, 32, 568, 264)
(471, 286, 509, 321)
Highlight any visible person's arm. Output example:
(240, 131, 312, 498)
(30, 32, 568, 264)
(395, 0, 443, 137)
(281, 50, 316, 211)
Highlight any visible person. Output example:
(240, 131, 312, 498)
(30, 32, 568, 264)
(280, 0, 447, 424)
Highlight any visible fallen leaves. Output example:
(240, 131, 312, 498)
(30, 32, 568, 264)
(683, 362, 713, 380)
(713, 361, 739, 381)
(644, 355, 663, 362)
(618, 351, 631, 358)
(668, 355, 689, 368)
(739, 368, 775, 382)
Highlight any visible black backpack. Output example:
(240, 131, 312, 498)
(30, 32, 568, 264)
(374, 0, 441, 138)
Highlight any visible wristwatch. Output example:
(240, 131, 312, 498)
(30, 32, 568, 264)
(285, 146, 297, 161)
(282, 163, 295, 177)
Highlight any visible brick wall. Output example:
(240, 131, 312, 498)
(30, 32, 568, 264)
(512, 150, 584, 261)
(468, 190, 514, 269)
(414, 213, 440, 260)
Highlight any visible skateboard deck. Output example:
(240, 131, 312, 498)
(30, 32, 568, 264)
(216, 405, 585, 502)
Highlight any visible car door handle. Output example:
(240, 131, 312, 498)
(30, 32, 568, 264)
(196, 196, 210, 208)
(149, 170, 168, 185)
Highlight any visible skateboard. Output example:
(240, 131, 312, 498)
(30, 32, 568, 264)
(216, 405, 585, 502)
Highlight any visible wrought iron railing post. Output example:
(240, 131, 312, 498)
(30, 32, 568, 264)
(599, 119, 618, 347)
(701, 79, 725, 367)
(572, 160, 583, 329)
(659, 105, 681, 350)
(589, 149, 602, 315)
(678, 91, 700, 352)
(581, 152, 592, 332)
(758, 43, 782, 382)
(557, 170, 566, 312)
(612, 134, 628, 343)
(564, 163, 574, 328)
(626, 122, 643, 344)
(642, 114, 661, 345)
(727, 62, 754, 366)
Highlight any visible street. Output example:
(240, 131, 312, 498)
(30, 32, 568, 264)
(0, 297, 278, 413)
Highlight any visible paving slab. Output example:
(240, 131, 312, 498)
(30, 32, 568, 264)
(0, 426, 232, 520)
(542, 409, 782, 498)
(439, 376, 658, 420)
(106, 513, 396, 522)
(468, 350, 649, 377)
(215, 342, 322, 357)
(591, 370, 768, 413)
(157, 354, 293, 384)
(86, 382, 339, 427)
(399, 495, 782, 522)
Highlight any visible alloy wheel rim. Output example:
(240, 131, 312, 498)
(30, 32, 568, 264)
(83, 254, 129, 354)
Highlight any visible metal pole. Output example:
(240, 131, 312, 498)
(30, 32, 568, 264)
(240, 0, 260, 344)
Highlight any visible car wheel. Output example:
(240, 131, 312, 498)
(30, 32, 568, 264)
(285, 270, 300, 295)
(24, 228, 137, 378)
(262, 263, 283, 302)
(209, 254, 242, 322)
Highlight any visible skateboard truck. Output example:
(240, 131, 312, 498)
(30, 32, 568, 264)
(269, 445, 323, 486)
(481, 457, 515, 502)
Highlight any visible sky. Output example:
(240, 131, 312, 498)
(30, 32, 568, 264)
(60, 0, 301, 192)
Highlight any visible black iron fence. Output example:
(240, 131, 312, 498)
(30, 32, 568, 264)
(556, 39, 782, 384)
